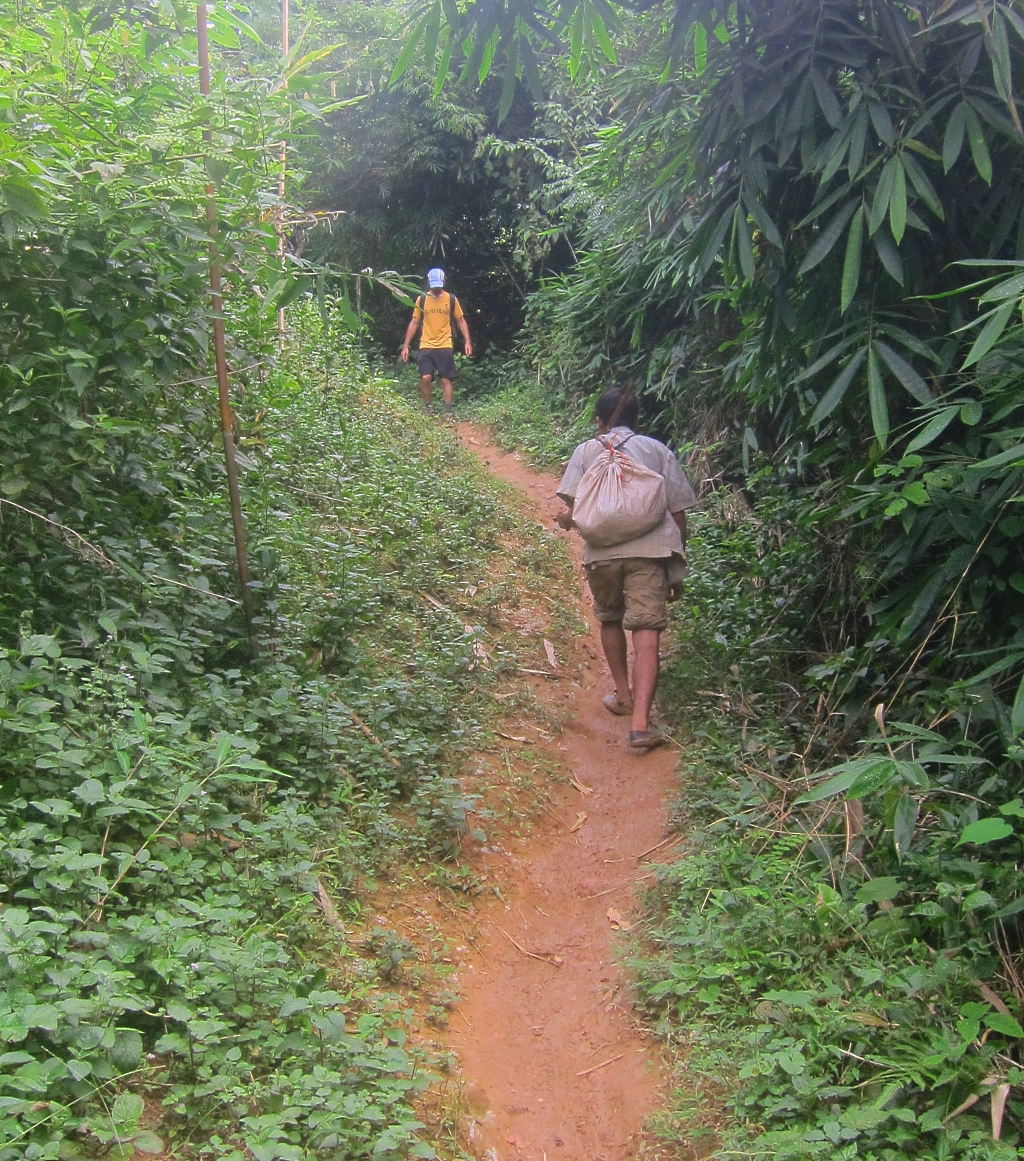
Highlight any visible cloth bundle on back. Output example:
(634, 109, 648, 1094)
(571, 433, 668, 548)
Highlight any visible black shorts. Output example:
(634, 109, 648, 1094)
(416, 348, 457, 380)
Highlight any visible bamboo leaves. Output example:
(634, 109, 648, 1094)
(799, 199, 858, 275)
(965, 104, 993, 183)
(889, 157, 907, 244)
(840, 205, 864, 314)
(810, 346, 866, 425)
(943, 102, 967, 171)
(867, 343, 889, 447)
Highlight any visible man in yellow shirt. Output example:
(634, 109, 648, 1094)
(400, 268, 473, 414)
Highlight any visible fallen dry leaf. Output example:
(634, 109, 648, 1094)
(570, 811, 588, 833)
(497, 731, 527, 743)
(607, 907, 632, 931)
(571, 776, 594, 796)
(543, 638, 558, 668)
(472, 641, 489, 665)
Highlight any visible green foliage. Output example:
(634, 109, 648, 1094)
(0, 284, 517, 1157)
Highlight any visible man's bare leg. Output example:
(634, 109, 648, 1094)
(630, 628, 660, 733)
(440, 378, 454, 406)
(599, 622, 632, 708)
(419, 374, 433, 407)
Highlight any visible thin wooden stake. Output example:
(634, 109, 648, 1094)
(277, 0, 288, 336)
(197, 1, 258, 658)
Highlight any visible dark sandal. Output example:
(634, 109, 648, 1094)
(629, 728, 669, 752)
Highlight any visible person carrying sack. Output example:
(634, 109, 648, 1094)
(555, 386, 697, 753)
(399, 267, 473, 416)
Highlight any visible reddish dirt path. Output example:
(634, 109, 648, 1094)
(448, 425, 680, 1161)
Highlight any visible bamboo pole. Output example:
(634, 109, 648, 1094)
(197, 1, 259, 658)
(277, 0, 288, 336)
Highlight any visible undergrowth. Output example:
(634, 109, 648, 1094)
(0, 306, 518, 1161)
(639, 498, 1024, 1160)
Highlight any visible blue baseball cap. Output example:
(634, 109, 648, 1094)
(427, 267, 445, 288)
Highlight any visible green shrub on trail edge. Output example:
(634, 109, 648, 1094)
(628, 505, 1024, 1160)
(0, 313, 509, 1159)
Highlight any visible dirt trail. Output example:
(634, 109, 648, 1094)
(447, 424, 680, 1161)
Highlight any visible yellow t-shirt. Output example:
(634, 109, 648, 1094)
(414, 291, 464, 349)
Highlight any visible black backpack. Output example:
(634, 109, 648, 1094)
(417, 291, 460, 347)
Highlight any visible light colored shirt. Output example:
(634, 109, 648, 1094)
(413, 291, 464, 349)
(557, 427, 698, 572)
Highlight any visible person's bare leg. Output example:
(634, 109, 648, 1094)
(419, 374, 433, 407)
(440, 378, 454, 406)
(630, 629, 661, 732)
(599, 622, 631, 707)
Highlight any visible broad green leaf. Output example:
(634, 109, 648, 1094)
(390, 13, 427, 84)
(694, 207, 734, 281)
(856, 877, 900, 904)
(736, 205, 756, 283)
(478, 25, 500, 83)
(517, 36, 543, 100)
(792, 334, 861, 384)
(965, 103, 993, 183)
(849, 106, 868, 178)
(893, 794, 918, 862)
(111, 1092, 144, 1129)
(744, 191, 782, 247)
(434, 29, 454, 96)
(847, 758, 898, 798)
(568, 6, 584, 79)
(73, 778, 106, 805)
(943, 102, 967, 171)
(694, 22, 707, 75)
(498, 38, 517, 123)
(957, 817, 1013, 845)
(962, 299, 1015, 368)
(1012, 670, 1024, 736)
(872, 228, 904, 285)
(889, 157, 907, 243)
(794, 756, 890, 803)
(901, 152, 945, 220)
(840, 205, 864, 313)
(214, 735, 233, 767)
(907, 406, 959, 452)
(987, 11, 1013, 101)
(960, 399, 983, 425)
(984, 1011, 1024, 1039)
(809, 346, 867, 424)
(874, 340, 932, 403)
(868, 100, 895, 145)
(0, 177, 48, 218)
(422, 4, 442, 65)
(869, 158, 897, 235)
(798, 199, 859, 275)
(810, 66, 843, 129)
(867, 344, 889, 447)
(591, 9, 616, 63)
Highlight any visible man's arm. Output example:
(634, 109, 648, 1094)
(399, 312, 419, 362)
(672, 508, 687, 551)
(458, 315, 473, 357)
(555, 497, 574, 530)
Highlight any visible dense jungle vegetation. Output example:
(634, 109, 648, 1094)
(3, 0, 1024, 1157)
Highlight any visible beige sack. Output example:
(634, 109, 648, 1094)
(572, 437, 667, 548)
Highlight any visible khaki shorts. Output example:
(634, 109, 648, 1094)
(585, 557, 669, 632)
